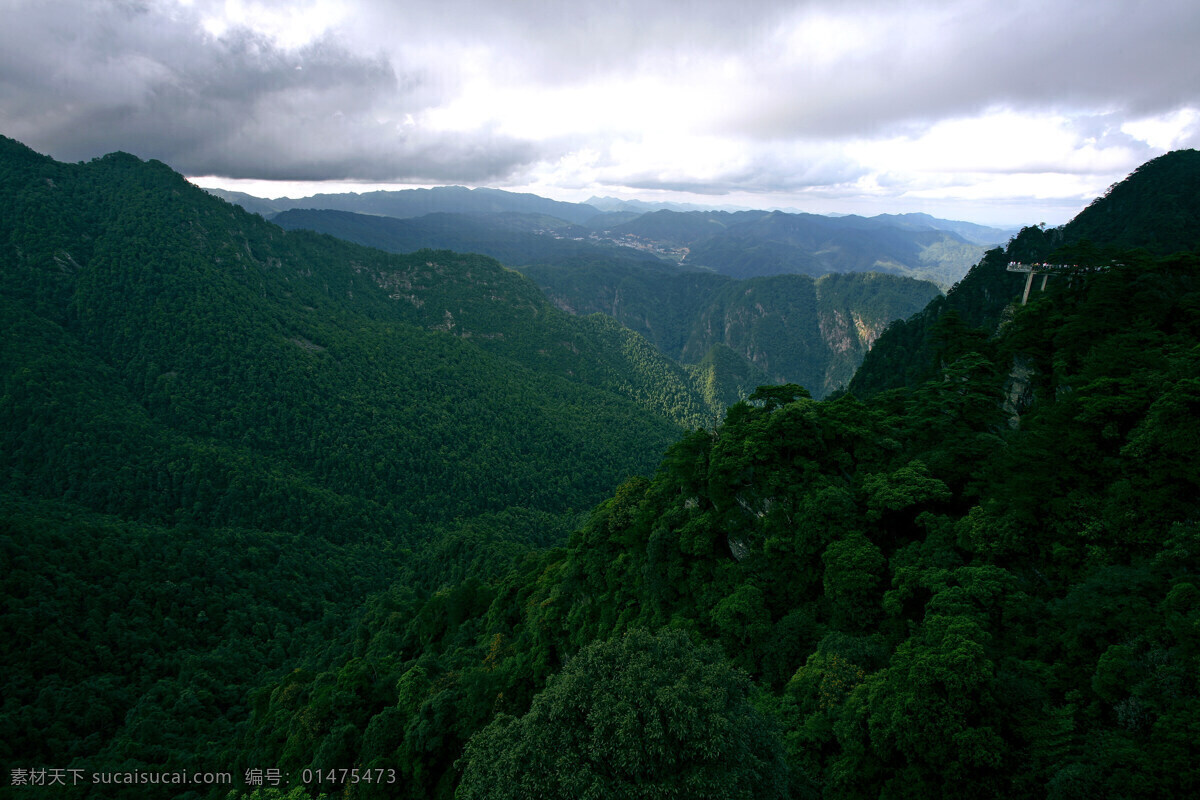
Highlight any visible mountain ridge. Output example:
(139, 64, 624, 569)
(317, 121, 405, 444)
(207, 184, 603, 224)
(849, 148, 1200, 399)
(271, 206, 943, 398)
(210, 184, 1016, 285)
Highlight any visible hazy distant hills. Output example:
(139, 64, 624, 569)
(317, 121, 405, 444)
(662, 209, 1004, 285)
(213, 184, 1016, 287)
(584, 195, 755, 214)
(604, 208, 771, 246)
(272, 208, 664, 270)
(207, 184, 604, 224)
(871, 212, 1025, 246)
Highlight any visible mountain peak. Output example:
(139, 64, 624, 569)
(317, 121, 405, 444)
(1063, 149, 1200, 254)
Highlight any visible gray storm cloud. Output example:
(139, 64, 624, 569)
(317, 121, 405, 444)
(0, 0, 541, 182)
(715, 0, 1200, 140)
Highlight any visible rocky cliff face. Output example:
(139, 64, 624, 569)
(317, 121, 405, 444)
(819, 309, 858, 355)
(815, 309, 895, 394)
(680, 276, 827, 394)
(1001, 355, 1038, 429)
(522, 265, 940, 400)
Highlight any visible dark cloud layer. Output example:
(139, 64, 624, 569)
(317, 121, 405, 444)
(0, 0, 540, 181)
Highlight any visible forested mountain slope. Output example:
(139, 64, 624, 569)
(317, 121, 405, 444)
(0, 137, 717, 524)
(0, 135, 720, 795)
(271, 207, 942, 400)
(1061, 149, 1200, 252)
(523, 262, 940, 399)
(849, 149, 1200, 398)
(271, 208, 664, 272)
(239, 155, 1200, 799)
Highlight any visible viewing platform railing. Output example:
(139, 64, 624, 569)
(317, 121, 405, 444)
(1006, 261, 1114, 304)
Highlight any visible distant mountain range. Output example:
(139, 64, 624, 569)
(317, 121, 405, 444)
(207, 184, 605, 225)
(270, 208, 665, 271)
(209, 184, 1018, 287)
(583, 195, 760, 214)
(208, 181, 1020, 398)
(606, 209, 1003, 285)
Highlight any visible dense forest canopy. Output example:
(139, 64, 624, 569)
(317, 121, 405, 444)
(2, 138, 1198, 799)
(0, 134, 719, 797)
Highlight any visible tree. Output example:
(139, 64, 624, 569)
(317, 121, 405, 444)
(456, 628, 788, 799)
(822, 532, 886, 630)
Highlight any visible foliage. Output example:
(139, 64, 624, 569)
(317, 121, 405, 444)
(0, 135, 709, 796)
(248, 248, 1200, 799)
(456, 629, 788, 800)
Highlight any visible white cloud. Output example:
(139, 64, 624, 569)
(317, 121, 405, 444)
(193, 0, 348, 48)
(1121, 108, 1200, 151)
(848, 110, 1147, 176)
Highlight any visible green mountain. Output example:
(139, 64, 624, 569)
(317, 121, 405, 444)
(270, 207, 941, 400)
(849, 149, 1200, 399)
(680, 209, 995, 285)
(523, 262, 941, 399)
(0, 135, 726, 792)
(0, 137, 718, 525)
(1059, 149, 1200, 253)
(271, 207, 664, 270)
(241, 155, 1200, 800)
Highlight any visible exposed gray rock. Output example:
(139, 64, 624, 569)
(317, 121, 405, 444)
(1002, 355, 1037, 429)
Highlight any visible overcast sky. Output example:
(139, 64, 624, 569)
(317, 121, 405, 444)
(3, 0, 1198, 225)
